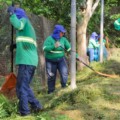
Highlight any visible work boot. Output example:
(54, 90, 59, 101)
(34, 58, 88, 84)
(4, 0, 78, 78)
(31, 107, 43, 113)
(20, 113, 31, 116)
(17, 112, 31, 116)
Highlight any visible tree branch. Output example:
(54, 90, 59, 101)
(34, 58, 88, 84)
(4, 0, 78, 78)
(91, 0, 100, 16)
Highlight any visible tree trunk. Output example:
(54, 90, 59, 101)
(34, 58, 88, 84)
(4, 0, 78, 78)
(77, 18, 89, 70)
(76, 0, 100, 70)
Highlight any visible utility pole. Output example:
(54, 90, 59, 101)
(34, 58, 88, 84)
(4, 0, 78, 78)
(70, 0, 76, 89)
(100, 0, 104, 62)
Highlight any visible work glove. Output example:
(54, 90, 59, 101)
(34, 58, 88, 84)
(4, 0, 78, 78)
(7, 6, 15, 16)
(10, 44, 16, 52)
(55, 41, 61, 48)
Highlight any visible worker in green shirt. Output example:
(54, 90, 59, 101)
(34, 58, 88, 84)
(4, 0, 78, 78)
(87, 32, 100, 62)
(114, 18, 120, 31)
(43, 25, 71, 94)
(97, 34, 108, 61)
(7, 6, 42, 116)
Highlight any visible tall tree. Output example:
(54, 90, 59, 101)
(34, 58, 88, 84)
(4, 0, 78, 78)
(77, 0, 100, 70)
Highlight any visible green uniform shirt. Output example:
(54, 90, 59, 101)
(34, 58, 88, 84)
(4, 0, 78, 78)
(43, 36, 71, 59)
(103, 39, 106, 45)
(114, 18, 120, 31)
(88, 38, 100, 49)
(10, 14, 38, 67)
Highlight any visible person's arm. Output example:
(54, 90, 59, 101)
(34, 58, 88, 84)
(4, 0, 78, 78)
(91, 39, 100, 48)
(64, 37, 71, 52)
(10, 14, 27, 30)
(114, 18, 120, 26)
(63, 37, 81, 60)
(114, 18, 120, 30)
(43, 37, 55, 52)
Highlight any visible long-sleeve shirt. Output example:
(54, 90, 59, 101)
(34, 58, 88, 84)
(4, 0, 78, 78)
(88, 38, 100, 49)
(10, 14, 38, 67)
(43, 36, 71, 60)
(114, 18, 120, 30)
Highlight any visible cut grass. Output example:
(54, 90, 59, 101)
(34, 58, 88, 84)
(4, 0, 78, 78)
(0, 48, 120, 120)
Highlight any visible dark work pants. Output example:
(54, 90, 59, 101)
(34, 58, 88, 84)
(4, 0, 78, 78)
(16, 65, 42, 115)
(46, 57, 68, 94)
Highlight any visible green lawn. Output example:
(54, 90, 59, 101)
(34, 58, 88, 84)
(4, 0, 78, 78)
(0, 49, 120, 120)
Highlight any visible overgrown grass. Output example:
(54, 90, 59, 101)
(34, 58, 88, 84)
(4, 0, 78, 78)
(0, 49, 120, 120)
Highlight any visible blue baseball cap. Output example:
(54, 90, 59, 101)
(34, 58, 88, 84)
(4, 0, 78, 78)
(91, 32, 98, 37)
(54, 25, 66, 33)
(90, 32, 98, 40)
(14, 8, 27, 19)
(52, 24, 66, 40)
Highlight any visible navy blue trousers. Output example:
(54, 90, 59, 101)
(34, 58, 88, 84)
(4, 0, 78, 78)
(46, 57, 68, 94)
(16, 65, 42, 115)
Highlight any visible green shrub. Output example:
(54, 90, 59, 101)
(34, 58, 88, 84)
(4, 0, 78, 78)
(0, 95, 18, 118)
(0, 102, 8, 118)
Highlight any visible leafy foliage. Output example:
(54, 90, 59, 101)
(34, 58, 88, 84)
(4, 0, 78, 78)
(1, 0, 119, 46)
(20, 0, 86, 28)
(22, 0, 71, 28)
(0, 95, 18, 118)
(0, 102, 8, 118)
(87, 0, 120, 47)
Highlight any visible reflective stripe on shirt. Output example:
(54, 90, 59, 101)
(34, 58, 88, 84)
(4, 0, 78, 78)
(43, 46, 46, 50)
(115, 20, 120, 25)
(19, 21, 24, 30)
(16, 36, 37, 47)
(50, 51, 63, 53)
(67, 48, 71, 52)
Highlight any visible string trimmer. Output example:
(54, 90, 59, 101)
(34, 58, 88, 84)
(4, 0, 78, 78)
(60, 45, 119, 78)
